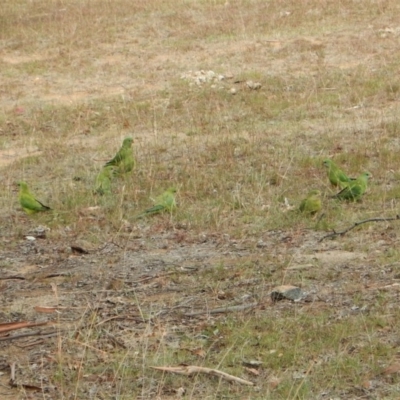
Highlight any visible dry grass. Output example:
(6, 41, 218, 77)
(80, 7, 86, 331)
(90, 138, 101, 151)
(2, 0, 400, 398)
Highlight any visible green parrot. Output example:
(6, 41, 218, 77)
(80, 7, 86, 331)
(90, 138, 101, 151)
(323, 159, 352, 189)
(333, 172, 371, 201)
(18, 181, 51, 214)
(137, 187, 177, 218)
(104, 137, 135, 175)
(299, 190, 322, 215)
(94, 166, 114, 195)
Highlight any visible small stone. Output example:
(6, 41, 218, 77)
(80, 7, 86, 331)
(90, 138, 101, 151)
(230, 88, 237, 95)
(205, 70, 216, 80)
(30, 225, 49, 238)
(271, 285, 304, 302)
(246, 80, 262, 90)
(242, 359, 263, 367)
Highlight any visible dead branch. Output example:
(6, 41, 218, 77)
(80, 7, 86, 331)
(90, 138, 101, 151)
(0, 329, 65, 342)
(0, 321, 49, 333)
(319, 216, 400, 242)
(0, 275, 25, 280)
(151, 365, 254, 386)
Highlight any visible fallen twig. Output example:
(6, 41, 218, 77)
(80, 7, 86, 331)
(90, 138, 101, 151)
(0, 275, 25, 280)
(95, 315, 143, 326)
(0, 321, 49, 333)
(185, 302, 258, 317)
(319, 216, 400, 242)
(151, 365, 254, 386)
(0, 329, 65, 342)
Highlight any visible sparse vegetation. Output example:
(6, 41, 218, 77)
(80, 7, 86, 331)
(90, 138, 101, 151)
(2, 0, 400, 398)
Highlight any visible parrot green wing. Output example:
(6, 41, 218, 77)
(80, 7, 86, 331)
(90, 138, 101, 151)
(139, 204, 167, 216)
(18, 182, 51, 214)
(135, 187, 177, 218)
(104, 137, 135, 174)
(95, 166, 114, 195)
(333, 172, 370, 201)
(323, 159, 352, 188)
(299, 190, 322, 214)
(154, 187, 177, 211)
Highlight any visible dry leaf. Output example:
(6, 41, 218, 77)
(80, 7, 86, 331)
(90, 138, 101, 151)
(192, 348, 206, 358)
(244, 367, 260, 376)
(362, 379, 372, 388)
(268, 375, 281, 389)
(382, 363, 400, 375)
(71, 245, 89, 255)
